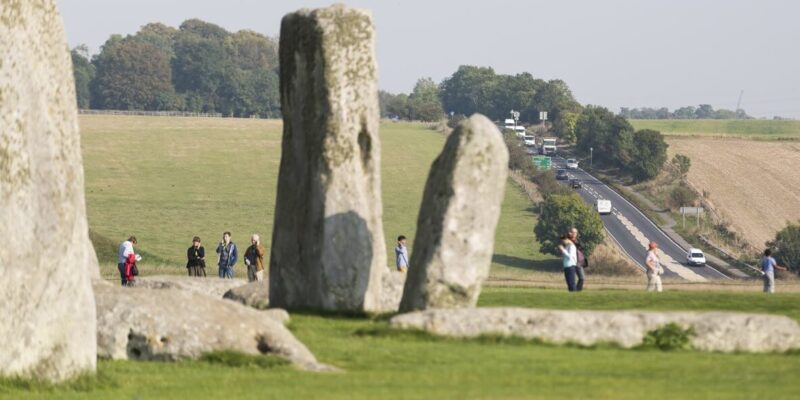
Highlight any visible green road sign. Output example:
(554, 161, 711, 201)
(532, 155, 551, 170)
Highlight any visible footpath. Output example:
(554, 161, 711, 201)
(610, 183, 749, 279)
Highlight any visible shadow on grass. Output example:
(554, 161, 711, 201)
(0, 370, 117, 394)
(492, 253, 561, 273)
(199, 350, 289, 369)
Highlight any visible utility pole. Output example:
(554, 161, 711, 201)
(736, 90, 744, 117)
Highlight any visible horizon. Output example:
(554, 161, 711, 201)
(57, 0, 800, 119)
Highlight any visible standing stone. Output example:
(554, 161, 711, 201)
(0, 0, 98, 381)
(399, 115, 508, 312)
(270, 5, 385, 312)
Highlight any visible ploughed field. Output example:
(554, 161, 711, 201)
(79, 115, 559, 279)
(665, 137, 800, 249)
(5, 288, 800, 399)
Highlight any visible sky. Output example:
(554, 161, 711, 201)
(57, 0, 800, 118)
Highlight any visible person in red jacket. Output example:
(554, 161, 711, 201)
(124, 251, 140, 287)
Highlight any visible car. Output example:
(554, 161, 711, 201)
(686, 248, 706, 266)
(555, 169, 569, 180)
(525, 147, 537, 155)
(566, 159, 579, 169)
(523, 135, 536, 146)
(569, 179, 582, 189)
(595, 199, 612, 215)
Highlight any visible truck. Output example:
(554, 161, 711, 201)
(503, 119, 515, 130)
(540, 137, 557, 155)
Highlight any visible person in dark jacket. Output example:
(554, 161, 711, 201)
(569, 228, 589, 291)
(186, 236, 206, 277)
(244, 234, 266, 282)
(216, 231, 238, 279)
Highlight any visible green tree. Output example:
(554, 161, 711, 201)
(767, 222, 800, 273)
(575, 105, 634, 167)
(553, 111, 578, 143)
(91, 36, 176, 110)
(439, 65, 498, 117)
(671, 154, 691, 178)
(628, 129, 668, 181)
(71, 45, 95, 108)
(407, 78, 444, 121)
(379, 91, 410, 119)
(534, 194, 605, 257)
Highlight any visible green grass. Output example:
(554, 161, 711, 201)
(629, 119, 800, 139)
(6, 287, 800, 399)
(80, 116, 557, 278)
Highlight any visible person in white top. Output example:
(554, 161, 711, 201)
(117, 236, 140, 286)
(645, 241, 663, 292)
(558, 235, 578, 291)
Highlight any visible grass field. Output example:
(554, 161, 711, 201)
(79, 115, 558, 279)
(5, 287, 800, 399)
(630, 119, 800, 139)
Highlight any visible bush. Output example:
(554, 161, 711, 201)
(671, 154, 691, 177)
(529, 169, 570, 198)
(767, 221, 800, 274)
(669, 184, 698, 209)
(534, 193, 605, 256)
(628, 129, 668, 182)
(641, 323, 695, 351)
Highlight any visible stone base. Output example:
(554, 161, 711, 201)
(390, 307, 800, 353)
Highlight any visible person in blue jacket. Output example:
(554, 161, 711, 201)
(216, 231, 238, 279)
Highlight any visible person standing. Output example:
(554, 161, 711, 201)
(761, 249, 787, 293)
(244, 234, 266, 282)
(645, 241, 663, 292)
(216, 231, 238, 279)
(395, 235, 409, 272)
(558, 235, 578, 292)
(186, 236, 206, 277)
(569, 228, 589, 291)
(117, 236, 138, 286)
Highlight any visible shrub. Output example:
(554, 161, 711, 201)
(641, 323, 695, 351)
(669, 184, 698, 209)
(767, 221, 800, 274)
(534, 193, 605, 256)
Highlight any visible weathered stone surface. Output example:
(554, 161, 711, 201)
(223, 281, 270, 310)
(137, 275, 246, 299)
(399, 115, 508, 312)
(270, 5, 385, 312)
(0, 0, 98, 381)
(379, 270, 407, 312)
(94, 283, 331, 370)
(391, 308, 800, 353)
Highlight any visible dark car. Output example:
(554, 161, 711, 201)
(556, 169, 569, 180)
(570, 179, 582, 189)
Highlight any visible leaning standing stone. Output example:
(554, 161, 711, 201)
(270, 5, 386, 312)
(0, 0, 98, 381)
(399, 114, 508, 312)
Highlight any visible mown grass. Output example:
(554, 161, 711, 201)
(5, 287, 800, 399)
(80, 116, 557, 278)
(629, 119, 800, 139)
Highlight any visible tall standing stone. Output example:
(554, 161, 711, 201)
(270, 5, 385, 312)
(399, 115, 508, 312)
(0, 0, 98, 381)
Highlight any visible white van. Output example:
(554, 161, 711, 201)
(595, 199, 612, 215)
(686, 248, 706, 266)
(514, 125, 526, 137)
(504, 118, 515, 130)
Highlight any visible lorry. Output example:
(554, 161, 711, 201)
(503, 119, 516, 130)
(540, 137, 557, 155)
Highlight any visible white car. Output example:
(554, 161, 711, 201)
(595, 199, 611, 215)
(686, 248, 706, 266)
(566, 159, 579, 169)
(523, 135, 536, 146)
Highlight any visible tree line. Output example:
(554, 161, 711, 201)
(619, 104, 751, 120)
(71, 19, 280, 118)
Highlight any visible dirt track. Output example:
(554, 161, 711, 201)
(667, 137, 800, 249)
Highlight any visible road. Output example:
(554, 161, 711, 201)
(551, 156, 730, 282)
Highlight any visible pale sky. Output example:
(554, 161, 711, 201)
(57, 0, 800, 118)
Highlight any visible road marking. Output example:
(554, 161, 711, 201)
(615, 213, 707, 282)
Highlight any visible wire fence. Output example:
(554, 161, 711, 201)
(79, 109, 230, 118)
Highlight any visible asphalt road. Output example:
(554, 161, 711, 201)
(551, 156, 730, 282)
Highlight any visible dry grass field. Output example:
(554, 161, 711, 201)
(667, 137, 800, 248)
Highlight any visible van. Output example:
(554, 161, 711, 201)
(504, 118, 515, 130)
(686, 248, 706, 266)
(595, 199, 611, 215)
